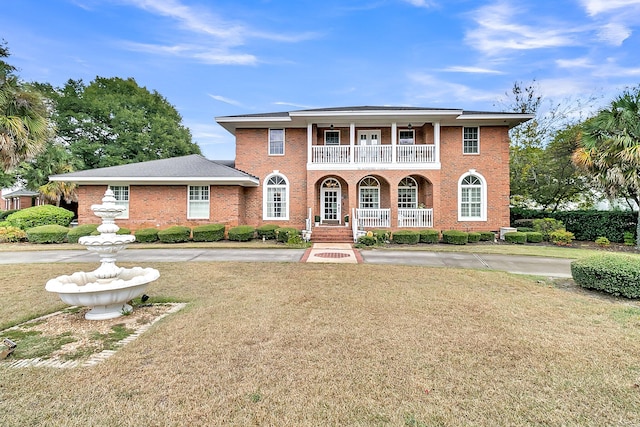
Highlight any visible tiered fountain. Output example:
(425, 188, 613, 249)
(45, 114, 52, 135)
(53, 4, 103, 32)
(46, 188, 160, 320)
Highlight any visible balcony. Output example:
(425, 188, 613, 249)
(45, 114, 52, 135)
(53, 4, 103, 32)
(311, 145, 437, 167)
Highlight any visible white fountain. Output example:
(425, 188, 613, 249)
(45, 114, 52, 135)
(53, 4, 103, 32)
(46, 188, 160, 320)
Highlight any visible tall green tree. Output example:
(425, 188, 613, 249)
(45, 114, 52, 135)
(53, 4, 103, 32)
(574, 86, 640, 247)
(0, 41, 51, 172)
(46, 77, 200, 170)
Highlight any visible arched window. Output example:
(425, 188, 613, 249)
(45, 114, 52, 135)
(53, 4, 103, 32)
(264, 172, 289, 220)
(398, 177, 418, 209)
(458, 171, 486, 221)
(359, 176, 380, 209)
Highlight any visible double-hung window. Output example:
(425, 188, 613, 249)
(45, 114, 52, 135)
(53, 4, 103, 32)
(458, 172, 486, 221)
(324, 130, 340, 145)
(359, 177, 380, 209)
(398, 177, 418, 209)
(188, 185, 210, 219)
(399, 130, 415, 145)
(463, 127, 479, 154)
(264, 173, 289, 220)
(269, 129, 284, 155)
(109, 185, 129, 219)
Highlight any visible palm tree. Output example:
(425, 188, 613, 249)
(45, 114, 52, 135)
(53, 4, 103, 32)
(573, 87, 640, 248)
(0, 42, 50, 172)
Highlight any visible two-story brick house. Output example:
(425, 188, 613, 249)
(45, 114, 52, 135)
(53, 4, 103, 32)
(50, 106, 532, 240)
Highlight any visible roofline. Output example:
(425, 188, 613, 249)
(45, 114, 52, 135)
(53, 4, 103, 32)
(48, 176, 260, 187)
(289, 108, 464, 117)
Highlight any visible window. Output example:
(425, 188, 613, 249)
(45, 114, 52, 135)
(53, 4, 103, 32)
(325, 130, 340, 145)
(359, 176, 380, 209)
(398, 177, 418, 208)
(399, 130, 415, 145)
(458, 172, 486, 221)
(463, 127, 479, 154)
(188, 185, 210, 219)
(264, 173, 289, 220)
(109, 185, 129, 219)
(269, 129, 284, 155)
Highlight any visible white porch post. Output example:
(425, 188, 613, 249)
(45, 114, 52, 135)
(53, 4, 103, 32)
(434, 121, 441, 163)
(307, 123, 313, 164)
(391, 122, 397, 163)
(349, 122, 355, 164)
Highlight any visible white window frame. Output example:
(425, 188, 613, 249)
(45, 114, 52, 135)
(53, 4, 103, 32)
(269, 128, 285, 156)
(109, 185, 130, 219)
(188, 185, 210, 219)
(263, 172, 289, 220)
(399, 129, 415, 145)
(463, 126, 480, 154)
(358, 176, 380, 209)
(398, 177, 418, 209)
(324, 130, 340, 146)
(458, 171, 487, 221)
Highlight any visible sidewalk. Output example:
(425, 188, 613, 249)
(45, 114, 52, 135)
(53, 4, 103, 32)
(301, 243, 362, 264)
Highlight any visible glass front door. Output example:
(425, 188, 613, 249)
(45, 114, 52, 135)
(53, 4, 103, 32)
(321, 178, 342, 223)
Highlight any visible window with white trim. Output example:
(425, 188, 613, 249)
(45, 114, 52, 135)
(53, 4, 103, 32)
(324, 130, 340, 145)
(188, 185, 210, 219)
(359, 176, 380, 209)
(264, 173, 289, 220)
(398, 177, 418, 208)
(463, 127, 479, 154)
(458, 172, 486, 221)
(399, 130, 415, 145)
(269, 129, 284, 155)
(109, 185, 129, 219)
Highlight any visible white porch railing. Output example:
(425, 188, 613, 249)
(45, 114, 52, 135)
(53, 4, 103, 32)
(312, 145, 350, 164)
(396, 145, 436, 163)
(354, 145, 392, 163)
(397, 208, 433, 228)
(311, 145, 437, 165)
(356, 208, 391, 228)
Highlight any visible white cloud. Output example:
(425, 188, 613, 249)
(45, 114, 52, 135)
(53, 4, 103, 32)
(441, 66, 505, 74)
(408, 73, 497, 105)
(272, 101, 315, 109)
(208, 94, 245, 107)
(580, 0, 640, 16)
(555, 57, 594, 68)
(121, 42, 258, 65)
(401, 0, 438, 8)
(597, 22, 632, 45)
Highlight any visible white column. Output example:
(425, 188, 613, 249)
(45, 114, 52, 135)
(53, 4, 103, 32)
(350, 123, 355, 163)
(307, 123, 313, 164)
(391, 122, 397, 163)
(434, 121, 440, 164)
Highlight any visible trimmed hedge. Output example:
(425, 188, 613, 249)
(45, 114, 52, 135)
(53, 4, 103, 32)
(6, 205, 74, 230)
(504, 231, 527, 244)
(228, 225, 255, 242)
(442, 230, 468, 245)
(419, 229, 439, 244)
(0, 226, 27, 243)
(479, 231, 495, 242)
(67, 224, 99, 243)
(357, 235, 376, 246)
(0, 209, 18, 221)
(276, 227, 300, 243)
(192, 223, 225, 242)
(467, 232, 481, 243)
(26, 224, 69, 244)
(256, 224, 280, 240)
(525, 232, 543, 243)
(158, 226, 191, 243)
(135, 228, 159, 243)
(571, 253, 640, 298)
(392, 230, 420, 244)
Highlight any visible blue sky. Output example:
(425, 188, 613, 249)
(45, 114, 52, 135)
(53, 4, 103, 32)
(4, 0, 640, 160)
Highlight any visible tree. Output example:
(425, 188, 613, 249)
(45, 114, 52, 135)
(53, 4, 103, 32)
(46, 77, 200, 170)
(574, 86, 640, 248)
(0, 41, 51, 172)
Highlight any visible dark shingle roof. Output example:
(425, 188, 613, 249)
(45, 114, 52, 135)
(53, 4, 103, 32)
(2, 189, 40, 197)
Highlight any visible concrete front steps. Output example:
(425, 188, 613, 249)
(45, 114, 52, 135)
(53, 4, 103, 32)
(311, 225, 354, 243)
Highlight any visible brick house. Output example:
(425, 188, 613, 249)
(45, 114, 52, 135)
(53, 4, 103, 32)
(50, 106, 532, 240)
(1, 188, 45, 211)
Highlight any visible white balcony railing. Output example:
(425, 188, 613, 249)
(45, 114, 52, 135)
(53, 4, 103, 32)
(396, 145, 436, 163)
(398, 208, 433, 228)
(354, 145, 392, 163)
(311, 145, 437, 165)
(312, 145, 350, 164)
(356, 208, 391, 228)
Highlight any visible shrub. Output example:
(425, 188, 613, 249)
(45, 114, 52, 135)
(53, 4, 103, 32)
(228, 225, 256, 242)
(504, 231, 527, 244)
(467, 232, 481, 243)
(479, 231, 495, 242)
(276, 227, 300, 243)
(372, 229, 391, 243)
(419, 229, 439, 244)
(192, 223, 225, 242)
(67, 224, 99, 244)
(157, 226, 191, 243)
(392, 230, 420, 244)
(624, 232, 635, 246)
(512, 218, 534, 228)
(256, 224, 280, 240)
(0, 226, 27, 243)
(442, 230, 468, 245)
(525, 232, 543, 243)
(116, 227, 131, 235)
(571, 253, 640, 298)
(549, 229, 575, 246)
(595, 236, 611, 247)
(26, 224, 69, 244)
(0, 209, 18, 221)
(516, 227, 535, 233)
(532, 218, 565, 241)
(6, 205, 74, 230)
(135, 228, 159, 243)
(357, 235, 376, 246)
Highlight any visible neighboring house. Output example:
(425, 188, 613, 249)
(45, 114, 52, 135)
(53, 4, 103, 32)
(1, 188, 44, 211)
(50, 106, 532, 239)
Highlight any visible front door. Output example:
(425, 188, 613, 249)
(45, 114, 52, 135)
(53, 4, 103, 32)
(321, 179, 341, 223)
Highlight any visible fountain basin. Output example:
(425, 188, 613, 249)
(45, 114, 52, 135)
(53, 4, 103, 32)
(46, 267, 160, 320)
